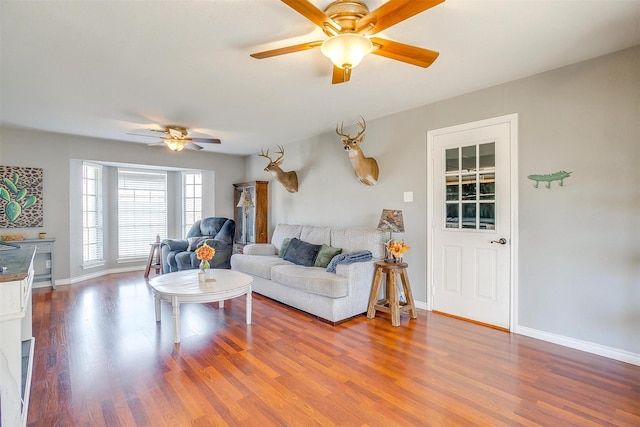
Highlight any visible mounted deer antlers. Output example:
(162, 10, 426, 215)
(336, 117, 379, 186)
(258, 145, 299, 193)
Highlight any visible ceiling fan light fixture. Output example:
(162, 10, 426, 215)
(321, 33, 372, 69)
(164, 139, 188, 152)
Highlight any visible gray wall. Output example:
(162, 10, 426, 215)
(0, 128, 245, 281)
(0, 46, 636, 356)
(244, 46, 640, 355)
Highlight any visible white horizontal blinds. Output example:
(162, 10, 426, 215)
(118, 168, 167, 259)
(82, 163, 104, 263)
(182, 172, 202, 238)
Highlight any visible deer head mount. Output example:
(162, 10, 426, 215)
(258, 145, 299, 193)
(336, 117, 379, 186)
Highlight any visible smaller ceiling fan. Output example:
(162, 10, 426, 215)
(250, 0, 445, 84)
(127, 126, 221, 152)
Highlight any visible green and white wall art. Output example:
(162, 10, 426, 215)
(0, 166, 43, 227)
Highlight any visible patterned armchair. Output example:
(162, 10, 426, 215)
(161, 217, 235, 273)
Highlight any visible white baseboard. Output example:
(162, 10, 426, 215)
(415, 300, 428, 311)
(417, 303, 639, 366)
(515, 325, 640, 366)
(33, 281, 54, 289)
(49, 265, 146, 287)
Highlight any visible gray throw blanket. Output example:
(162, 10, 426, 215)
(326, 250, 373, 273)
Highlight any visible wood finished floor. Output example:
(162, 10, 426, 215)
(28, 271, 640, 426)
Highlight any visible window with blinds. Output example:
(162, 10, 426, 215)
(182, 172, 202, 237)
(118, 169, 167, 259)
(82, 163, 104, 264)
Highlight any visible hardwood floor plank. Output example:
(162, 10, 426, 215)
(126, 396, 152, 427)
(26, 271, 640, 426)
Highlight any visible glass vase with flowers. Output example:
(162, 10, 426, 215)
(385, 239, 410, 263)
(195, 242, 216, 282)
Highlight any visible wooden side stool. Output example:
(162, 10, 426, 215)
(367, 261, 417, 326)
(144, 241, 163, 278)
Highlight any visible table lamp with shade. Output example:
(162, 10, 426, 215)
(377, 209, 405, 261)
(236, 188, 255, 244)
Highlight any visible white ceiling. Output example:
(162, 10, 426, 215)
(1, 0, 639, 155)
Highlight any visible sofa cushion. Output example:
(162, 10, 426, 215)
(271, 265, 349, 298)
(187, 236, 212, 251)
(230, 254, 292, 280)
(283, 238, 321, 267)
(272, 224, 303, 252)
(314, 244, 342, 268)
(300, 226, 332, 245)
(243, 244, 276, 256)
(330, 227, 385, 258)
(278, 238, 291, 258)
(213, 219, 236, 244)
(200, 217, 227, 237)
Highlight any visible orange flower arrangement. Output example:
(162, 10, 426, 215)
(195, 242, 215, 270)
(385, 239, 410, 262)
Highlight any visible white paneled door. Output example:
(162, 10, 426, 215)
(427, 115, 517, 329)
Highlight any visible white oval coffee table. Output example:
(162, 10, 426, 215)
(147, 269, 253, 343)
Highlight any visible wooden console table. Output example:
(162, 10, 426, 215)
(367, 261, 417, 327)
(0, 246, 36, 427)
(14, 239, 55, 288)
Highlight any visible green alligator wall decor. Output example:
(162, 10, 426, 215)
(527, 171, 572, 189)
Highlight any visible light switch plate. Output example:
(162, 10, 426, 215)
(403, 191, 413, 203)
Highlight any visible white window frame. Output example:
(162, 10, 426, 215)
(182, 171, 202, 238)
(82, 162, 104, 267)
(117, 168, 167, 261)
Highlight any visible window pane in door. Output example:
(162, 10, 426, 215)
(479, 203, 495, 230)
(462, 145, 476, 172)
(446, 176, 459, 200)
(480, 173, 495, 200)
(479, 142, 495, 170)
(461, 177, 477, 200)
(446, 204, 459, 228)
(462, 203, 476, 229)
(446, 148, 459, 172)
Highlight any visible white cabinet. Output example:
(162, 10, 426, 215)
(0, 247, 35, 427)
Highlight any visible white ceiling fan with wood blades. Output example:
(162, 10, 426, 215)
(127, 126, 222, 152)
(250, 0, 444, 84)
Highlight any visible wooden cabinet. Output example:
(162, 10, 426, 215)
(233, 181, 268, 250)
(0, 246, 36, 427)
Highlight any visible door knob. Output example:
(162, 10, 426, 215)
(490, 238, 507, 245)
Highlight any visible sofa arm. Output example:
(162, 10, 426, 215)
(335, 260, 375, 282)
(243, 243, 276, 256)
(336, 260, 377, 315)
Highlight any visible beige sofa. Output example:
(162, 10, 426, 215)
(230, 224, 385, 323)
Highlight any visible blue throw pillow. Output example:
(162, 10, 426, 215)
(283, 238, 321, 267)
